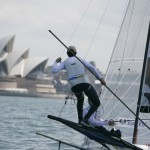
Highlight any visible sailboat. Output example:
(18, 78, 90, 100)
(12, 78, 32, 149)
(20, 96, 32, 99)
(98, 0, 150, 149)
(37, 0, 150, 149)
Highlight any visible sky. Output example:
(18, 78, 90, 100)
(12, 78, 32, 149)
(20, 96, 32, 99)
(0, 0, 128, 73)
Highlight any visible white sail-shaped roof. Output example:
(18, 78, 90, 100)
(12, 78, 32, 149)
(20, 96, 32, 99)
(0, 53, 8, 63)
(9, 60, 25, 77)
(6, 49, 29, 74)
(0, 35, 15, 55)
(23, 57, 49, 77)
(0, 35, 49, 77)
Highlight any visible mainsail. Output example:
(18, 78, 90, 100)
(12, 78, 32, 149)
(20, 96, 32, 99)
(40, 0, 150, 149)
(100, 0, 150, 147)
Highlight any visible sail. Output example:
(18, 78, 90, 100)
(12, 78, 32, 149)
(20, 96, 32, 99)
(100, 0, 150, 146)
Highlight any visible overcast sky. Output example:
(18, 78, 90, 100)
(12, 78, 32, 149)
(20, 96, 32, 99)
(0, 0, 128, 73)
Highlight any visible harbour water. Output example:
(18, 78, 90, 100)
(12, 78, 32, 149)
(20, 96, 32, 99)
(0, 96, 85, 150)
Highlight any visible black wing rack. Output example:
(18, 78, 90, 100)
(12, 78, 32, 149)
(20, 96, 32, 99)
(47, 115, 143, 150)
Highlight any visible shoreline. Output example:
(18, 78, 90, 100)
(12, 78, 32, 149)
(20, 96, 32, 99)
(0, 90, 67, 99)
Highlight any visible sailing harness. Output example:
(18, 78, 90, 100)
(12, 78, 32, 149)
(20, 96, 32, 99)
(69, 74, 84, 81)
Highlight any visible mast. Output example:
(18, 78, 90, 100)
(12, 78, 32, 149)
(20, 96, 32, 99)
(132, 23, 150, 144)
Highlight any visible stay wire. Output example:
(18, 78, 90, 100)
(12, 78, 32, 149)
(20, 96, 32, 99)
(97, 88, 105, 118)
(58, 98, 67, 117)
(84, 0, 111, 59)
(58, 91, 76, 117)
(60, 0, 94, 57)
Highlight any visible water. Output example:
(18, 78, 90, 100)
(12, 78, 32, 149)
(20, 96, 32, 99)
(0, 96, 85, 150)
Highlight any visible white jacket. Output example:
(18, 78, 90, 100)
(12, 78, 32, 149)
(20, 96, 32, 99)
(52, 57, 102, 87)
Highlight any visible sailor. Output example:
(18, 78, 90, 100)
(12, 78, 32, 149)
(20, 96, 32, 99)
(82, 99, 122, 138)
(52, 46, 106, 126)
(83, 99, 115, 127)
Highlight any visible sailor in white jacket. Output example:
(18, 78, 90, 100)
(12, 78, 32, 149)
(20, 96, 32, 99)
(52, 46, 106, 126)
(82, 100, 121, 138)
(82, 104, 115, 127)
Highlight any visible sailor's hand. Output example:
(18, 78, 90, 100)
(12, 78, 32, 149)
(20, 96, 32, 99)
(100, 78, 106, 86)
(56, 57, 62, 63)
(108, 120, 115, 126)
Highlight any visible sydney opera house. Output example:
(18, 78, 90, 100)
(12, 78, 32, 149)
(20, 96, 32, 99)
(0, 35, 57, 97)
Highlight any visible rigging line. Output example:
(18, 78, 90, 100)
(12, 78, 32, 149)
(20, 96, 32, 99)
(101, 66, 121, 110)
(102, 60, 143, 117)
(100, 0, 131, 103)
(103, 82, 121, 119)
(108, 71, 128, 119)
(120, 0, 135, 60)
(49, 31, 150, 132)
(107, 0, 135, 100)
(102, 0, 148, 118)
(108, 62, 129, 118)
(94, 88, 105, 117)
(100, 65, 138, 119)
(111, 3, 140, 119)
(98, 67, 132, 117)
(127, 7, 150, 66)
(48, 30, 150, 131)
(108, 0, 139, 116)
(102, 71, 140, 122)
(104, 74, 141, 120)
(36, 132, 87, 150)
(104, 69, 141, 119)
(123, 131, 150, 140)
(100, 61, 120, 101)
(58, 91, 75, 117)
(137, 132, 150, 138)
(123, 134, 149, 140)
(104, 0, 130, 75)
(60, 0, 94, 57)
(113, 100, 136, 121)
(115, 1, 150, 97)
(112, 0, 135, 70)
(58, 99, 67, 117)
(108, 0, 132, 72)
(58, 92, 73, 117)
(110, 58, 143, 63)
(102, 0, 131, 85)
(67, 0, 94, 43)
(84, 0, 111, 59)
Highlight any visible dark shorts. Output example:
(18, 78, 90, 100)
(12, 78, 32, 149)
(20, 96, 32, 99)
(71, 83, 100, 121)
(71, 83, 100, 106)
